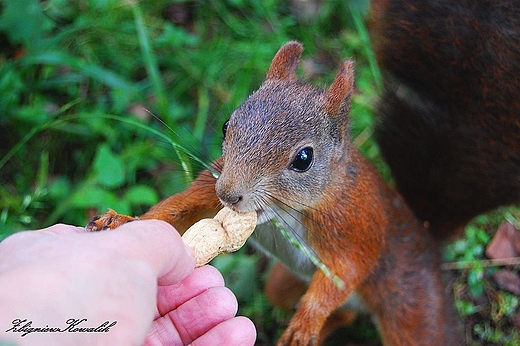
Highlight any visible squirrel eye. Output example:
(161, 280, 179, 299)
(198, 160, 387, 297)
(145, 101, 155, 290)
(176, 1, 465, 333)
(290, 147, 314, 172)
(222, 119, 229, 138)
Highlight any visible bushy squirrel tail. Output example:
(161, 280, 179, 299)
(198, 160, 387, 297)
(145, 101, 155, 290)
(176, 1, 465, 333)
(370, 0, 520, 239)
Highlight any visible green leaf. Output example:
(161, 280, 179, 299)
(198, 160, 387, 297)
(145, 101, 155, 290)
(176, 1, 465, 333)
(468, 266, 485, 298)
(93, 144, 126, 188)
(456, 299, 476, 316)
(70, 186, 118, 209)
(21, 51, 138, 93)
(0, 64, 25, 115)
(70, 185, 132, 215)
(0, 0, 54, 50)
(124, 185, 159, 206)
(47, 177, 72, 200)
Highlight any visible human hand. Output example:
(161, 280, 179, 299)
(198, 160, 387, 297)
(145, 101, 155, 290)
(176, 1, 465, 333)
(0, 221, 256, 345)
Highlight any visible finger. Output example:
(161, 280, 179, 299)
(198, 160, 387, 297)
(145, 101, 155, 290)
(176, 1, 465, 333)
(191, 316, 257, 346)
(39, 223, 85, 234)
(146, 286, 238, 345)
(96, 220, 196, 285)
(0, 224, 83, 254)
(1, 221, 196, 285)
(156, 265, 225, 316)
(0, 224, 84, 270)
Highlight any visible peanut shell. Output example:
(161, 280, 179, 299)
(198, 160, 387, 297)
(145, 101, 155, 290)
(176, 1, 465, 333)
(181, 207, 257, 267)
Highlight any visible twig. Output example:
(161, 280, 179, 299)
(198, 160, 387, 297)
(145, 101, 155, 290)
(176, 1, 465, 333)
(441, 257, 520, 270)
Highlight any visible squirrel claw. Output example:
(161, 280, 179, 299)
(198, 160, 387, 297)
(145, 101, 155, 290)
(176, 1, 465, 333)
(85, 209, 138, 231)
(277, 326, 319, 346)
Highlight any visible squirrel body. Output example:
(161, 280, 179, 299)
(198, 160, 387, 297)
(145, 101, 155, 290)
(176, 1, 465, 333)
(143, 42, 459, 345)
(87, 42, 459, 344)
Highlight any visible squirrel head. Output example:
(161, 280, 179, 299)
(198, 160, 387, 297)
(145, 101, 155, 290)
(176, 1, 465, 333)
(216, 41, 355, 216)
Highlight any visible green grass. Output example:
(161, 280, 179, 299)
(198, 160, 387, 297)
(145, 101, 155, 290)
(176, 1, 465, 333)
(1, 0, 517, 344)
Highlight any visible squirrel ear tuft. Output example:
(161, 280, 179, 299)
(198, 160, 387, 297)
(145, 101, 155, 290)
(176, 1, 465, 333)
(325, 60, 355, 116)
(266, 41, 304, 81)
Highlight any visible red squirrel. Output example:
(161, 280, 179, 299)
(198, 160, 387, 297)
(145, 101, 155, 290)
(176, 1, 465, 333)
(87, 1, 520, 344)
(88, 42, 461, 345)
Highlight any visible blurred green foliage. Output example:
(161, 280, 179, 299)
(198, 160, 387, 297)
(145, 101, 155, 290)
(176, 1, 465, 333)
(1, 0, 516, 345)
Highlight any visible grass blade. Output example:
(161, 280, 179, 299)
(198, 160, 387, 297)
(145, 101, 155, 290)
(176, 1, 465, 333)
(272, 219, 346, 290)
(129, 2, 170, 124)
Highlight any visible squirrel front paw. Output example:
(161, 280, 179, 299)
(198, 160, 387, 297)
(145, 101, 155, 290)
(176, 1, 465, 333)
(277, 324, 319, 346)
(85, 209, 139, 231)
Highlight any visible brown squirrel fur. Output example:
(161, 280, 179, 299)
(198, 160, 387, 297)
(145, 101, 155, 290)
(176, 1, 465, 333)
(371, 0, 520, 238)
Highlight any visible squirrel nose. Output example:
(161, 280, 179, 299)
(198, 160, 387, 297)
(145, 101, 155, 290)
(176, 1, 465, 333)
(219, 193, 243, 208)
(215, 170, 247, 210)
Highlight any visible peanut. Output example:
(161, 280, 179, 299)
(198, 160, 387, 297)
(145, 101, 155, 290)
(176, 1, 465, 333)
(181, 207, 258, 267)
